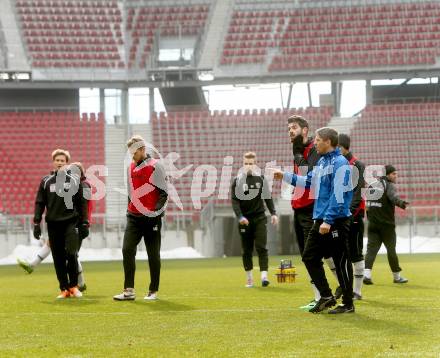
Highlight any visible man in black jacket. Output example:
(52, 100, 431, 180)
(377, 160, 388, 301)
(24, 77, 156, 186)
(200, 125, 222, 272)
(364, 165, 409, 285)
(231, 152, 278, 287)
(33, 149, 88, 299)
(17, 161, 90, 293)
(337, 134, 366, 300)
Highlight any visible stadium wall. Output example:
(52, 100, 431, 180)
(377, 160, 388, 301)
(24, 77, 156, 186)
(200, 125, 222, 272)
(0, 89, 79, 110)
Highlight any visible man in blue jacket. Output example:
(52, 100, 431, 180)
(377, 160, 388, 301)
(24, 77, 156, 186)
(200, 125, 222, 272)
(273, 127, 354, 314)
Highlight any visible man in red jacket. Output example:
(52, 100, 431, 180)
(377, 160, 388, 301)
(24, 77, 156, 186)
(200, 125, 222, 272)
(287, 115, 338, 309)
(114, 135, 168, 301)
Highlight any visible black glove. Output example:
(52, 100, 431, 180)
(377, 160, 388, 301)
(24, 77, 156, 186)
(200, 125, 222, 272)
(78, 223, 90, 240)
(33, 224, 41, 240)
(402, 201, 410, 209)
(292, 135, 304, 155)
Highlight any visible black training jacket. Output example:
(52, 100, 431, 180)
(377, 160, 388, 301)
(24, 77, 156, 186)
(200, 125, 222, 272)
(33, 170, 88, 224)
(231, 173, 276, 220)
(366, 176, 406, 225)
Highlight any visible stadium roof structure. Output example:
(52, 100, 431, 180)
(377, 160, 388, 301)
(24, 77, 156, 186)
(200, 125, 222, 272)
(1, 0, 440, 89)
(0, 67, 439, 89)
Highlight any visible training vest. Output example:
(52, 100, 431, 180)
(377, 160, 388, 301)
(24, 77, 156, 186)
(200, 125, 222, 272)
(349, 155, 366, 216)
(127, 158, 160, 215)
(291, 141, 315, 209)
(82, 179, 94, 224)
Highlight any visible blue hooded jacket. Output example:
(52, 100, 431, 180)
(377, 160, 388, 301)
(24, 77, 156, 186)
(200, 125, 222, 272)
(283, 147, 353, 225)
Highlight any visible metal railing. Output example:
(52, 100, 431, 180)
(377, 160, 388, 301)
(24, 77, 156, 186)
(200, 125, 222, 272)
(0, 211, 198, 243)
(0, 205, 439, 257)
(0, 214, 126, 244)
(404, 205, 440, 235)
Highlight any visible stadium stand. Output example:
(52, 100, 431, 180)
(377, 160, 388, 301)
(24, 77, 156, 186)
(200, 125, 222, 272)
(125, 2, 211, 68)
(151, 102, 440, 219)
(0, 20, 6, 68)
(151, 106, 332, 218)
(1, 0, 438, 227)
(0, 112, 105, 215)
(351, 102, 440, 216)
(222, 1, 440, 70)
(15, 0, 124, 68)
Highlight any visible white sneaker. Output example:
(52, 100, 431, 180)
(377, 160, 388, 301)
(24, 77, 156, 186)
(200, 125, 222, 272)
(245, 279, 254, 288)
(144, 291, 158, 300)
(69, 287, 83, 298)
(56, 290, 71, 299)
(113, 289, 135, 301)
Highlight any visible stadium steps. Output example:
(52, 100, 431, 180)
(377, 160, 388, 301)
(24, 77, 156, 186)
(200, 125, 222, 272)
(198, 0, 234, 69)
(326, 116, 360, 135)
(275, 197, 293, 216)
(104, 123, 152, 225)
(105, 124, 128, 224)
(265, 14, 289, 67)
(131, 123, 152, 145)
(0, 0, 29, 69)
(116, 1, 125, 67)
(0, 19, 6, 67)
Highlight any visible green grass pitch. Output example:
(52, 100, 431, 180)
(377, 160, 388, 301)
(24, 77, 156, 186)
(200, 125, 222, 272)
(1, 254, 440, 357)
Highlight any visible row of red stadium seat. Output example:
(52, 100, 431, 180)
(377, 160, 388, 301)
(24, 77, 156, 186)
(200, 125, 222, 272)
(23, 31, 121, 40)
(232, 2, 439, 18)
(16, 2, 211, 69)
(0, 112, 105, 216)
(17, 1, 118, 8)
(151, 106, 332, 214)
(16, 0, 123, 69)
(32, 61, 124, 68)
(28, 45, 119, 53)
(22, 22, 121, 31)
(32, 53, 121, 60)
(136, 5, 208, 14)
(20, 12, 120, 20)
(222, 1, 440, 70)
(26, 37, 121, 45)
(149, 103, 439, 217)
(13, 0, 440, 71)
(0, 111, 103, 119)
(350, 103, 440, 216)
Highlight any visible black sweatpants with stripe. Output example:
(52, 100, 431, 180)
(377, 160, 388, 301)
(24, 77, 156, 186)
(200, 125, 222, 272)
(349, 215, 364, 263)
(47, 219, 79, 291)
(302, 218, 353, 306)
(238, 215, 268, 272)
(293, 205, 314, 256)
(365, 222, 401, 273)
(122, 215, 162, 292)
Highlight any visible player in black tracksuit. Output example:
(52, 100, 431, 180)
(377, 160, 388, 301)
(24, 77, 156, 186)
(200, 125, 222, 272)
(364, 165, 409, 285)
(33, 159, 88, 298)
(231, 152, 278, 287)
(337, 134, 366, 300)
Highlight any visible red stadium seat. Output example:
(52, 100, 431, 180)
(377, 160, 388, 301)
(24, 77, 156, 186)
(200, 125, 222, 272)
(15, 0, 124, 68)
(350, 103, 440, 210)
(220, 2, 440, 70)
(0, 112, 106, 215)
(149, 106, 332, 217)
